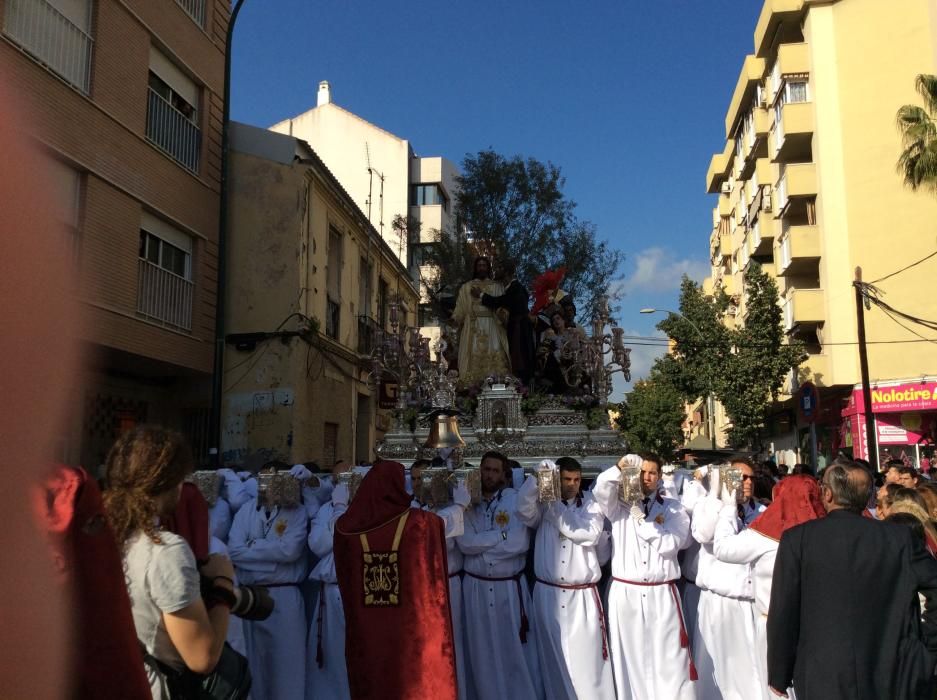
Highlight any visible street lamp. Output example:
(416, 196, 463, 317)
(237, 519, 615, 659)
(640, 308, 717, 450)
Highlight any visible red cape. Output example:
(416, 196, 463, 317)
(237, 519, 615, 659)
(334, 461, 457, 700)
(34, 465, 151, 699)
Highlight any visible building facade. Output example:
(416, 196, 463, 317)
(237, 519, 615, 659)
(700, 0, 937, 466)
(222, 122, 419, 468)
(0, 0, 228, 470)
(269, 81, 460, 343)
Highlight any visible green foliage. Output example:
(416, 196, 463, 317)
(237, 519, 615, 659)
(615, 372, 686, 459)
(420, 149, 624, 322)
(897, 74, 937, 193)
(653, 265, 805, 450)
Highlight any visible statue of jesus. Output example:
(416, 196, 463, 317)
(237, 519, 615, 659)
(451, 256, 510, 384)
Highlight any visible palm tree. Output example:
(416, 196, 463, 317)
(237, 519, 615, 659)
(897, 74, 937, 193)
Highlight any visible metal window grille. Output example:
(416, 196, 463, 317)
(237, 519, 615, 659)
(3, 0, 93, 93)
(326, 298, 340, 340)
(137, 258, 194, 331)
(174, 0, 205, 27)
(146, 87, 201, 173)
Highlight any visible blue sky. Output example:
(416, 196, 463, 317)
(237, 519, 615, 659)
(230, 1, 764, 399)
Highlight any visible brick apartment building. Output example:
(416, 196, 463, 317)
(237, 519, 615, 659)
(0, 0, 229, 471)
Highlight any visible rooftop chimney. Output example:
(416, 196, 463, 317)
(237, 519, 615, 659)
(317, 80, 331, 107)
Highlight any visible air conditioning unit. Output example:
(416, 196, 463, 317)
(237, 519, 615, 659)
(721, 182, 732, 195)
(762, 186, 773, 213)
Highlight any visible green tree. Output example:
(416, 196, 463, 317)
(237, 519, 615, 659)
(421, 149, 623, 321)
(720, 264, 805, 447)
(615, 371, 686, 460)
(653, 265, 804, 449)
(897, 74, 937, 193)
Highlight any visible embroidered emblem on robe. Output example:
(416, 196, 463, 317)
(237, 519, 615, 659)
(360, 511, 409, 608)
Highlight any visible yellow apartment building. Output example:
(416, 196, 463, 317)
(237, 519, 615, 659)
(697, 0, 937, 467)
(221, 122, 419, 468)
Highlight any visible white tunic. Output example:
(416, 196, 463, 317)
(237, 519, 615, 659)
(713, 509, 779, 700)
(692, 497, 765, 700)
(305, 500, 350, 700)
(592, 467, 695, 700)
(516, 477, 615, 700)
(457, 488, 542, 700)
(227, 503, 308, 700)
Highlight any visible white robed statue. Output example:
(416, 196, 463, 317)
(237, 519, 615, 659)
(452, 256, 511, 384)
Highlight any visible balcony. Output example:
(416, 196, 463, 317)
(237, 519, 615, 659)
(710, 231, 732, 262)
(775, 163, 817, 215)
(146, 87, 201, 174)
(137, 259, 193, 331)
(770, 102, 814, 162)
(755, 0, 806, 58)
(770, 43, 810, 99)
(357, 315, 382, 356)
(724, 55, 767, 138)
(718, 195, 734, 218)
(706, 141, 735, 194)
(783, 288, 824, 331)
(777, 224, 820, 275)
(3, 0, 93, 94)
(175, 0, 206, 27)
(703, 277, 715, 295)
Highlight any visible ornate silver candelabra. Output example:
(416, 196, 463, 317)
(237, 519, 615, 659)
(559, 296, 632, 405)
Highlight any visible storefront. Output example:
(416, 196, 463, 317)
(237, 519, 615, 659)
(840, 378, 937, 470)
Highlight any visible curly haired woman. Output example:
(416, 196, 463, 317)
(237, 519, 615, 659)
(104, 426, 235, 699)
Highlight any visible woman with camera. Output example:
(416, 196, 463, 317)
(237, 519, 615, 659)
(103, 425, 236, 699)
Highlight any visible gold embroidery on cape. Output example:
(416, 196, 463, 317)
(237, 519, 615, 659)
(360, 511, 409, 607)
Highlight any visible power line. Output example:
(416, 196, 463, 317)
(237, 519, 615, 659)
(870, 249, 937, 285)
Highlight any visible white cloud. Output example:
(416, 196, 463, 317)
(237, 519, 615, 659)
(620, 247, 709, 294)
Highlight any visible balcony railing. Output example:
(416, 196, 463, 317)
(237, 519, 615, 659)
(3, 0, 93, 93)
(357, 315, 382, 356)
(146, 87, 201, 173)
(175, 0, 206, 27)
(137, 259, 193, 331)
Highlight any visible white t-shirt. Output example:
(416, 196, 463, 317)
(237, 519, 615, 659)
(124, 529, 201, 699)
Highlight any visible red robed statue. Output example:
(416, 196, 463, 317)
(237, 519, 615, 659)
(334, 460, 458, 700)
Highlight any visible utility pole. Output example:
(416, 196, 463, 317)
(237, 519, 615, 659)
(854, 267, 878, 472)
(210, 0, 247, 467)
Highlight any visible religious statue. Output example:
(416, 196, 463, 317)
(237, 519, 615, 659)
(473, 259, 535, 386)
(451, 256, 510, 385)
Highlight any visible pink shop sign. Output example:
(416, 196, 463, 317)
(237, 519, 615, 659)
(846, 382, 937, 415)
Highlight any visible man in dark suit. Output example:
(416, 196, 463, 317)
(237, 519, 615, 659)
(767, 461, 937, 699)
(472, 260, 535, 385)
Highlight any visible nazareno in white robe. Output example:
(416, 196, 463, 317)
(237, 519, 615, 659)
(227, 502, 308, 700)
(515, 476, 615, 700)
(305, 500, 350, 700)
(592, 467, 696, 700)
(457, 488, 542, 700)
(692, 496, 766, 700)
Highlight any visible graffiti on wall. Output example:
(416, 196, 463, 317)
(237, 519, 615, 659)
(222, 388, 295, 467)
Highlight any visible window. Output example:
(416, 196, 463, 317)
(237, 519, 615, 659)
(418, 303, 437, 328)
(359, 256, 372, 317)
(378, 279, 388, 329)
(3, 0, 93, 93)
(146, 46, 201, 173)
(326, 227, 342, 340)
(137, 213, 194, 330)
(174, 0, 205, 27)
(411, 183, 449, 211)
(323, 423, 338, 469)
(786, 80, 808, 104)
(45, 157, 82, 262)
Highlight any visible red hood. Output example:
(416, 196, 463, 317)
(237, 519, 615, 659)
(337, 460, 411, 534)
(750, 474, 826, 541)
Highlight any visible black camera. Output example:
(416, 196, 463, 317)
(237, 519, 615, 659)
(201, 577, 275, 621)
